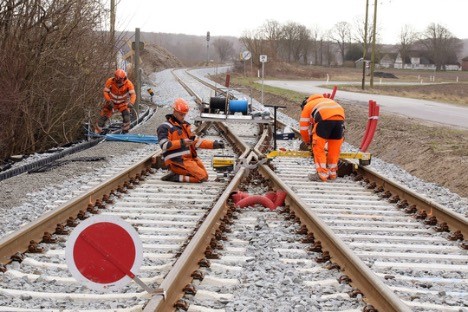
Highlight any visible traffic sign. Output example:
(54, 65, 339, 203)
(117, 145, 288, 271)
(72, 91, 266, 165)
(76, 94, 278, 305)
(260, 55, 267, 63)
(241, 51, 251, 61)
(65, 215, 143, 291)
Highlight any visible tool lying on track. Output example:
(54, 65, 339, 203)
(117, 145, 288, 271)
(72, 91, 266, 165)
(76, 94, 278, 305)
(212, 155, 236, 181)
(267, 150, 372, 166)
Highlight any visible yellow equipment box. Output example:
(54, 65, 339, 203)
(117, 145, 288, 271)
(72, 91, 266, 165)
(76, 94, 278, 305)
(267, 150, 371, 166)
(212, 155, 235, 171)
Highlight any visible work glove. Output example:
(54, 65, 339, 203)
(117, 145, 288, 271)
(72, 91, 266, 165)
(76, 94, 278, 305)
(299, 142, 310, 151)
(213, 140, 225, 149)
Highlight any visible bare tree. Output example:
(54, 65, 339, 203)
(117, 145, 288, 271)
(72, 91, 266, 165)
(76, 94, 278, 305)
(329, 21, 352, 65)
(419, 23, 462, 70)
(0, 0, 116, 159)
(240, 29, 265, 67)
(398, 25, 417, 66)
(213, 38, 234, 62)
(259, 19, 283, 61)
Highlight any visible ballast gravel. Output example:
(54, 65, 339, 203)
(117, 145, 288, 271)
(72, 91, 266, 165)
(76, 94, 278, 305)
(0, 66, 466, 311)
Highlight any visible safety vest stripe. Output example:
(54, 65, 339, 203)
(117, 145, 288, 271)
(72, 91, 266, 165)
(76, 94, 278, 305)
(300, 126, 309, 130)
(164, 150, 191, 160)
(300, 117, 310, 122)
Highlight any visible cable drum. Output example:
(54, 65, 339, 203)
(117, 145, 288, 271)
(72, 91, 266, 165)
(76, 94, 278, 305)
(209, 97, 227, 113)
(228, 99, 248, 115)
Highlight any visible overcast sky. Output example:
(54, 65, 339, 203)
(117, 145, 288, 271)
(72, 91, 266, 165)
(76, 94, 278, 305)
(114, 0, 468, 44)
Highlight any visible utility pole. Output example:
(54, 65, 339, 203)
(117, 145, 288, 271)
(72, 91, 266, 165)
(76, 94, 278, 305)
(361, 0, 369, 90)
(370, 0, 378, 88)
(206, 31, 210, 66)
(134, 28, 141, 112)
(110, 0, 116, 67)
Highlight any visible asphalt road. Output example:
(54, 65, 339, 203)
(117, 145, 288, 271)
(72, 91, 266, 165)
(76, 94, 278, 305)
(262, 80, 468, 130)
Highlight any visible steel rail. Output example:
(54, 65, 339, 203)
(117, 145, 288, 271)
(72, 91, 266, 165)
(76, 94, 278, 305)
(254, 158, 411, 312)
(0, 152, 159, 264)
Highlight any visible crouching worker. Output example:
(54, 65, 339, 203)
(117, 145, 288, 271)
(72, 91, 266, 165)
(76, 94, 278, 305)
(300, 94, 345, 182)
(157, 98, 225, 182)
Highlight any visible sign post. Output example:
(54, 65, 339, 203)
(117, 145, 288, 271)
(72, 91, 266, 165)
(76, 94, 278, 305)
(259, 55, 267, 105)
(66, 215, 164, 296)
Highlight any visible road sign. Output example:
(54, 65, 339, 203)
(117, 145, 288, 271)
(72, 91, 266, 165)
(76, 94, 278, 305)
(241, 51, 251, 61)
(260, 55, 267, 63)
(65, 215, 143, 291)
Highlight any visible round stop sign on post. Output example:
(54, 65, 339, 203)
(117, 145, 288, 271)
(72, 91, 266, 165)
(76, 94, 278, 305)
(65, 215, 143, 291)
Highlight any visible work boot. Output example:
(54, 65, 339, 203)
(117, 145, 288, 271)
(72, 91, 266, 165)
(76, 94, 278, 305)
(308, 173, 326, 182)
(161, 171, 179, 182)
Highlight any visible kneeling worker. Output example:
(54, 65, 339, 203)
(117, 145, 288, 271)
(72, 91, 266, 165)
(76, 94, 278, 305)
(300, 94, 345, 182)
(157, 98, 225, 182)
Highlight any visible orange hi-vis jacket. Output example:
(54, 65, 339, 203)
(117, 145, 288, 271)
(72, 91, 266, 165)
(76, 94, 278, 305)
(300, 98, 345, 144)
(103, 78, 136, 105)
(157, 114, 215, 165)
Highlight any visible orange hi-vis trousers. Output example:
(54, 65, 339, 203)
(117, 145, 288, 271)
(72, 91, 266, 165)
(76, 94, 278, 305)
(168, 158, 209, 183)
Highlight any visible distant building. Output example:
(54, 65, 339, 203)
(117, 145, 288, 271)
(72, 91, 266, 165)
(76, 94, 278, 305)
(462, 56, 468, 71)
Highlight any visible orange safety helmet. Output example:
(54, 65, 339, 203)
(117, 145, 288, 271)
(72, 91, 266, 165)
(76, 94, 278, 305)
(114, 69, 127, 84)
(172, 98, 190, 114)
(306, 94, 324, 103)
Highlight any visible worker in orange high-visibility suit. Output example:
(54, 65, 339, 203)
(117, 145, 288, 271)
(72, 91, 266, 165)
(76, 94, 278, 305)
(157, 98, 225, 183)
(95, 69, 136, 134)
(300, 94, 345, 182)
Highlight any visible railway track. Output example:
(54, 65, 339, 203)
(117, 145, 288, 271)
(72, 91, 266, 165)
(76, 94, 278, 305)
(0, 68, 466, 311)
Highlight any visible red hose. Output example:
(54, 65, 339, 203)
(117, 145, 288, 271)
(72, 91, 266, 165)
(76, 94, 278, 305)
(231, 191, 249, 204)
(236, 195, 276, 210)
(361, 104, 379, 152)
(359, 100, 375, 151)
(330, 86, 337, 99)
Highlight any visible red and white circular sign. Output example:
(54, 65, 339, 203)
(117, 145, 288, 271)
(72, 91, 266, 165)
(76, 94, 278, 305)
(65, 215, 143, 291)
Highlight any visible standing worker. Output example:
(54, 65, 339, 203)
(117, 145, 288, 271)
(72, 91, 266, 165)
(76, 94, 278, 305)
(95, 69, 136, 134)
(157, 98, 225, 182)
(299, 94, 345, 182)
